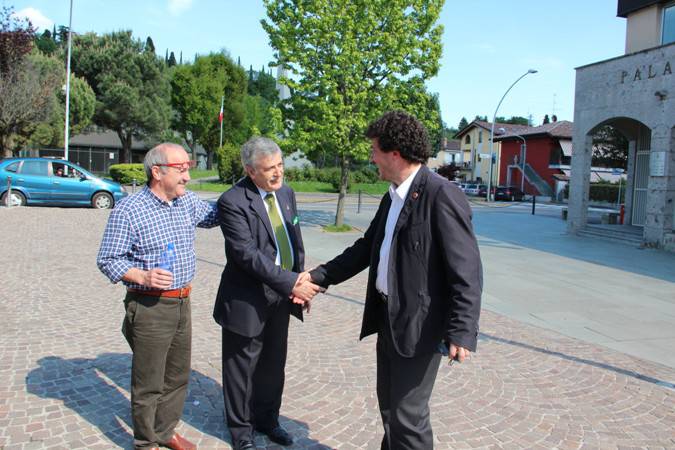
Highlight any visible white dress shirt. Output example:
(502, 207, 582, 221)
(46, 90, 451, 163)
(257, 187, 294, 269)
(376, 166, 421, 295)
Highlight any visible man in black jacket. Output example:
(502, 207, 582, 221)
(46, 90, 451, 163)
(214, 137, 321, 450)
(310, 111, 483, 449)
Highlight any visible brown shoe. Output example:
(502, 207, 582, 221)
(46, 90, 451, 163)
(165, 433, 197, 450)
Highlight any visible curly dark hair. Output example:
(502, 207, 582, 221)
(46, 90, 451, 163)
(365, 111, 430, 164)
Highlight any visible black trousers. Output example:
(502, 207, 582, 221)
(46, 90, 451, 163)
(376, 306, 442, 450)
(122, 293, 192, 450)
(221, 300, 290, 447)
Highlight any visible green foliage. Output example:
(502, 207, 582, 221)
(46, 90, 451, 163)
(71, 31, 171, 163)
(215, 142, 243, 182)
(235, 95, 284, 144)
(588, 182, 625, 203)
(494, 116, 529, 126)
(262, 0, 445, 225)
(248, 66, 279, 104)
(323, 224, 353, 232)
(458, 117, 469, 131)
(109, 163, 147, 184)
(170, 52, 247, 166)
(284, 166, 378, 191)
(592, 125, 628, 168)
(35, 29, 57, 55)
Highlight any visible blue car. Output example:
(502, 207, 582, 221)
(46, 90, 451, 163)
(0, 157, 127, 209)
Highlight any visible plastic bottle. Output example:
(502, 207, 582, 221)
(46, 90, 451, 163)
(158, 242, 176, 272)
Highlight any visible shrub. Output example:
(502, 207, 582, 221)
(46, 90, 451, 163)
(109, 164, 147, 184)
(215, 143, 244, 183)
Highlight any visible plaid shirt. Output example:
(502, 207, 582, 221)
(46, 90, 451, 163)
(97, 186, 218, 290)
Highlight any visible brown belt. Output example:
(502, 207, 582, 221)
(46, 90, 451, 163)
(128, 285, 192, 298)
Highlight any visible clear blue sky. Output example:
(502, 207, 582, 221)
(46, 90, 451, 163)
(8, 0, 626, 130)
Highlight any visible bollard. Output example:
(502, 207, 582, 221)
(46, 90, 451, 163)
(132, 178, 137, 193)
(619, 204, 625, 225)
(357, 189, 362, 214)
(6, 176, 12, 208)
(531, 195, 536, 215)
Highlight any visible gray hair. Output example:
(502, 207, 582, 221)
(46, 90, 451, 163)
(241, 137, 282, 169)
(143, 143, 183, 182)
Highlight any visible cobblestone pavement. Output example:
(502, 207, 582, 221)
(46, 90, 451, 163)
(1, 208, 674, 449)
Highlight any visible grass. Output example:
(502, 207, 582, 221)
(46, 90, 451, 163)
(323, 224, 353, 232)
(188, 179, 389, 196)
(190, 169, 218, 179)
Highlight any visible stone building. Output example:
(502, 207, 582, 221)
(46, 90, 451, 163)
(568, 0, 675, 250)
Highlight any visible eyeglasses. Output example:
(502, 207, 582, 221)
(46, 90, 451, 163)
(155, 160, 196, 173)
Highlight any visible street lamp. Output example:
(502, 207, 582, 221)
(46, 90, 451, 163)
(63, 0, 73, 161)
(486, 69, 537, 201)
(499, 127, 527, 193)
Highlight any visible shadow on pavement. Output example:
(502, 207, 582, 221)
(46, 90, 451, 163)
(26, 353, 324, 448)
(481, 333, 675, 390)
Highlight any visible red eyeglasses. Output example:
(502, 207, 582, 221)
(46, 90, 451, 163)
(155, 160, 197, 173)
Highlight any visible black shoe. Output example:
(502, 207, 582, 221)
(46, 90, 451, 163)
(256, 426, 293, 446)
(235, 439, 254, 450)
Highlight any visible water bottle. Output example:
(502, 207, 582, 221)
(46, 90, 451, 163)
(158, 242, 176, 273)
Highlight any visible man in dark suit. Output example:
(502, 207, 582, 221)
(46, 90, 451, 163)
(214, 137, 321, 450)
(310, 111, 483, 449)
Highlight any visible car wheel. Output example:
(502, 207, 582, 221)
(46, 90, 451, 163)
(1, 190, 26, 207)
(92, 192, 113, 209)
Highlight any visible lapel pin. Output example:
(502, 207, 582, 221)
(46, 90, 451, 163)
(412, 191, 419, 199)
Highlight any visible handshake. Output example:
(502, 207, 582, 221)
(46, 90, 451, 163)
(290, 270, 324, 312)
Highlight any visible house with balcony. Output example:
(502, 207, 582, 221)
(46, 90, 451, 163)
(568, 0, 675, 250)
(454, 120, 531, 182)
(494, 120, 573, 200)
(427, 138, 461, 171)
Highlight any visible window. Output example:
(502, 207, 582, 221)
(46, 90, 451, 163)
(478, 131, 483, 143)
(465, 135, 471, 144)
(663, 3, 675, 45)
(5, 162, 19, 173)
(19, 160, 48, 176)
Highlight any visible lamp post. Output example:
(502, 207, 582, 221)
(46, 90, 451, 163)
(63, 0, 73, 162)
(486, 69, 537, 201)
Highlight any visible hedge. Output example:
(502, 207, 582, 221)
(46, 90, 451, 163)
(109, 164, 147, 184)
(563, 182, 626, 203)
(284, 166, 379, 191)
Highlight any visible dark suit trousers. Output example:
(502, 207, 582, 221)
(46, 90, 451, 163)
(376, 304, 442, 450)
(221, 300, 290, 445)
(122, 293, 192, 450)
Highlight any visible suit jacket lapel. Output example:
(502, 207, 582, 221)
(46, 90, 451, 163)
(393, 166, 428, 236)
(277, 188, 300, 253)
(244, 177, 275, 244)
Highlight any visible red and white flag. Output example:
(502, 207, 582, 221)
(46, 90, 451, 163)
(218, 100, 224, 124)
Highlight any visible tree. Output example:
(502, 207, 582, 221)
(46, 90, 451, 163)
(543, 114, 550, 124)
(457, 117, 469, 131)
(168, 51, 177, 67)
(263, 0, 445, 226)
(0, 6, 35, 74)
(170, 52, 247, 168)
(592, 125, 628, 168)
(494, 115, 529, 126)
(17, 52, 95, 149)
(145, 36, 155, 54)
(0, 57, 60, 156)
(35, 29, 57, 55)
(72, 31, 171, 163)
(248, 66, 278, 104)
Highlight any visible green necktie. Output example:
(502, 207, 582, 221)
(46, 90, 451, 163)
(265, 193, 293, 271)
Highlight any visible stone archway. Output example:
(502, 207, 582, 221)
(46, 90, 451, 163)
(568, 116, 654, 242)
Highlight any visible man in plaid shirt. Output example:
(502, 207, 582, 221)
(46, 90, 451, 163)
(97, 143, 218, 450)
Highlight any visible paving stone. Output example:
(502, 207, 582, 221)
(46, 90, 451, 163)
(1, 208, 674, 449)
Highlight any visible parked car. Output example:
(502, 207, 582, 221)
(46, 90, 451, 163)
(493, 185, 525, 201)
(464, 183, 487, 197)
(0, 157, 127, 209)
